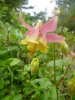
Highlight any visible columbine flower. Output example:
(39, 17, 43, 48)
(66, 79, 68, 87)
(19, 15, 65, 54)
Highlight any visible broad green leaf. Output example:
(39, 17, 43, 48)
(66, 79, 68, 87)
(3, 95, 11, 100)
(0, 78, 4, 89)
(51, 86, 57, 100)
(9, 58, 21, 67)
(47, 59, 71, 67)
(31, 78, 52, 89)
(0, 46, 19, 55)
(10, 94, 22, 100)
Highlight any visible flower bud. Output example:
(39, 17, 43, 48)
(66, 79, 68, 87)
(61, 41, 68, 56)
(30, 58, 39, 75)
(67, 78, 75, 97)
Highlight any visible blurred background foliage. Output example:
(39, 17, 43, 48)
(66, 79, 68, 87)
(0, 0, 28, 23)
(56, 0, 75, 31)
(0, 0, 75, 100)
(56, 0, 75, 51)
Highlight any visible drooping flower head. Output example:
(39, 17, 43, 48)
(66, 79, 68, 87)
(19, 15, 65, 55)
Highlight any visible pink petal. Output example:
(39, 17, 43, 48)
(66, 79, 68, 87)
(33, 25, 40, 35)
(19, 15, 40, 37)
(46, 33, 65, 43)
(40, 16, 58, 34)
(25, 26, 40, 42)
(19, 15, 34, 32)
(25, 31, 31, 35)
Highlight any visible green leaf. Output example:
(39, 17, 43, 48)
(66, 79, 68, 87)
(9, 58, 21, 67)
(47, 59, 63, 67)
(31, 78, 52, 89)
(10, 94, 22, 100)
(51, 86, 57, 100)
(0, 46, 19, 55)
(47, 59, 71, 67)
(0, 78, 4, 89)
(3, 95, 11, 100)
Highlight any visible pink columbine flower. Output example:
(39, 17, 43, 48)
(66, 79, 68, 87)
(19, 15, 65, 54)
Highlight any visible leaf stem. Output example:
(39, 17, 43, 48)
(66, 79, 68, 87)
(53, 43, 59, 100)
(8, 66, 13, 91)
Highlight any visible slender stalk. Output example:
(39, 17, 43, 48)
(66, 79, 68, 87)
(61, 53, 64, 73)
(58, 65, 69, 85)
(53, 43, 59, 100)
(8, 67, 13, 92)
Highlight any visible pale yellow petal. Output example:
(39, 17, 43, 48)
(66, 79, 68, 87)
(39, 37, 47, 47)
(26, 34, 38, 44)
(38, 37, 48, 53)
(27, 43, 37, 54)
(38, 42, 48, 53)
(21, 39, 28, 45)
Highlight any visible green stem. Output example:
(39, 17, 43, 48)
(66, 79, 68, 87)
(53, 43, 59, 100)
(8, 67, 13, 91)
(61, 53, 64, 73)
(58, 65, 69, 85)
